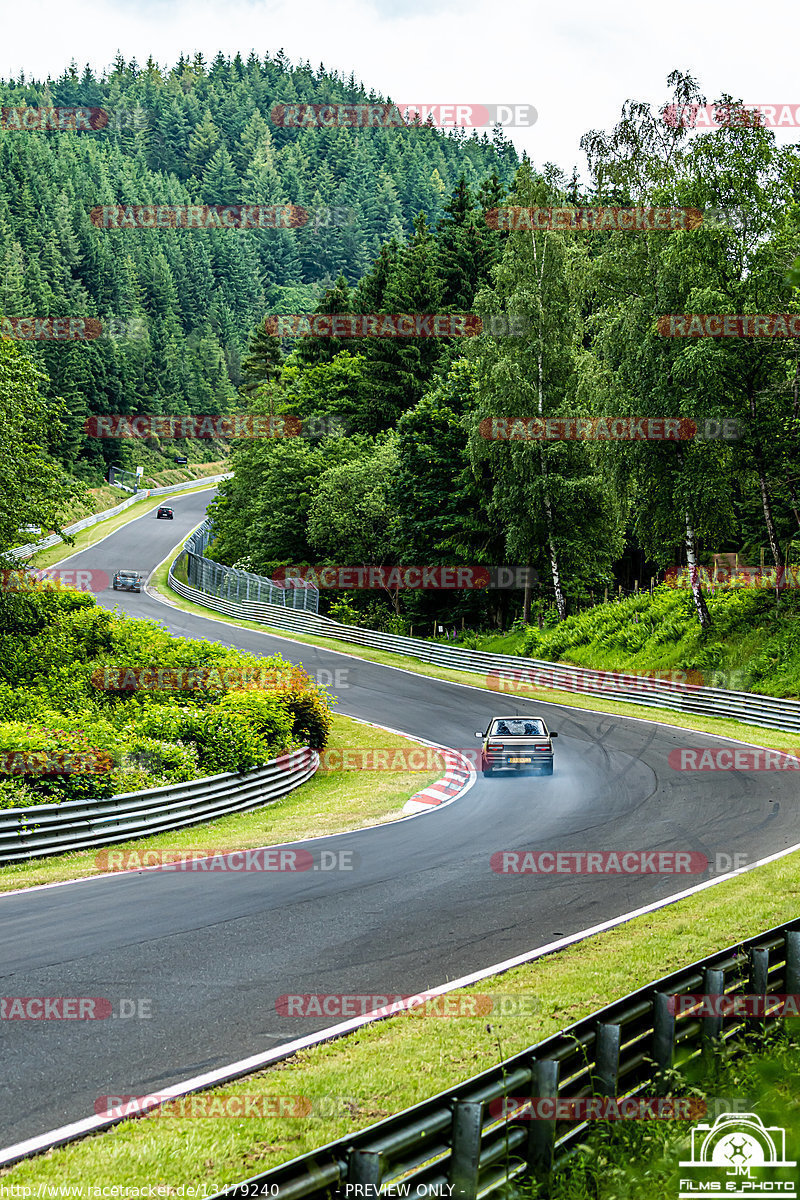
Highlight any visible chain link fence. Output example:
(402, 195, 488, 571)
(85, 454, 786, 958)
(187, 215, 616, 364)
(182, 521, 319, 613)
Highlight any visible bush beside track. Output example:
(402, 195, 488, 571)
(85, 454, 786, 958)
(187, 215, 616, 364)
(0, 581, 332, 809)
(0, 712, 444, 892)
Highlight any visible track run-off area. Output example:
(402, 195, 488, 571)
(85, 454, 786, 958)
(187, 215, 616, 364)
(2, 488, 799, 1150)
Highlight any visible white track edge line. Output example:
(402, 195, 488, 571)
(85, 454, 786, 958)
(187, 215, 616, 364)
(3, 835, 800, 1167)
(147, 579, 800, 753)
(0, 728, 475, 900)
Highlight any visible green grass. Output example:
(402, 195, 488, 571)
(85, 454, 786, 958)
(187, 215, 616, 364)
(517, 586, 800, 699)
(25, 461, 228, 535)
(151, 549, 800, 757)
(537, 1025, 800, 1199)
(0, 713, 444, 893)
(5, 847, 800, 1190)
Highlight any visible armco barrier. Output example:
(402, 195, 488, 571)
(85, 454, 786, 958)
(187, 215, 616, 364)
(9, 473, 231, 560)
(0, 748, 317, 864)
(213, 920, 800, 1199)
(168, 538, 800, 735)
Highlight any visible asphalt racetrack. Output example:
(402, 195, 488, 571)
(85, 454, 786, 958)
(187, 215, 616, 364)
(2, 490, 798, 1147)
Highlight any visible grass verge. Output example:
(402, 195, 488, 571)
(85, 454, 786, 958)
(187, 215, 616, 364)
(151, 547, 800, 757)
(4, 845, 800, 1188)
(50, 463, 229, 529)
(0, 713, 444, 893)
(540, 1025, 800, 1199)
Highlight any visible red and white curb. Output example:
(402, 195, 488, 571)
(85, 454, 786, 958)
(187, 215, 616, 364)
(403, 749, 475, 814)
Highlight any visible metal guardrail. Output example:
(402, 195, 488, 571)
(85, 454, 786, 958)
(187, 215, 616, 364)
(9, 473, 231, 559)
(168, 554, 800, 735)
(215, 919, 800, 1199)
(0, 748, 317, 864)
(183, 521, 319, 613)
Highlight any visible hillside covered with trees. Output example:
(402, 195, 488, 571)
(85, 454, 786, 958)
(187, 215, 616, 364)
(208, 74, 800, 639)
(2, 63, 800, 655)
(0, 51, 518, 483)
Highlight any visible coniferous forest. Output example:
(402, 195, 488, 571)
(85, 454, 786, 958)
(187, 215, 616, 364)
(1, 60, 800, 649)
(0, 51, 518, 481)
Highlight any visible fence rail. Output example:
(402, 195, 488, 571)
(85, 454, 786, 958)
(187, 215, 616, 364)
(0, 748, 317, 864)
(168, 555, 800, 735)
(183, 521, 319, 613)
(9, 473, 231, 560)
(213, 919, 800, 1199)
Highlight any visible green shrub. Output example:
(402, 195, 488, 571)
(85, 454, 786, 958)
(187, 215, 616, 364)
(327, 596, 361, 625)
(122, 737, 200, 783)
(0, 722, 118, 801)
(176, 709, 277, 774)
(0, 776, 46, 810)
(215, 690, 294, 748)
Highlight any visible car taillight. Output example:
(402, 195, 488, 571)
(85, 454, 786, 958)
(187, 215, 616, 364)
(487, 742, 504, 751)
(534, 743, 550, 751)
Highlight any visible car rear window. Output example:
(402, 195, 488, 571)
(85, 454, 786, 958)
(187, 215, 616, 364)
(490, 719, 546, 736)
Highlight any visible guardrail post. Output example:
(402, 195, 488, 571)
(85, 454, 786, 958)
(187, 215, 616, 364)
(525, 1057, 560, 1181)
(785, 930, 800, 995)
(595, 1023, 621, 1096)
(449, 1099, 484, 1199)
(749, 946, 769, 1026)
(702, 968, 724, 1044)
(347, 1149, 381, 1188)
(653, 992, 676, 1090)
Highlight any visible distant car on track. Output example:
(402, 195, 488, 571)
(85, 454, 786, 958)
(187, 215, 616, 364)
(156, 506, 174, 519)
(112, 570, 142, 592)
(476, 715, 557, 777)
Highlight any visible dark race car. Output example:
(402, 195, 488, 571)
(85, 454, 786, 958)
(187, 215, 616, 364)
(476, 715, 557, 777)
(112, 570, 142, 592)
(156, 506, 174, 520)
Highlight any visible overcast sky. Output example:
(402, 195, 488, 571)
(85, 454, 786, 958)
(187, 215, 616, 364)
(4, 0, 800, 174)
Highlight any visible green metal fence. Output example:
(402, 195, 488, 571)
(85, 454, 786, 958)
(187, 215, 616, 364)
(184, 521, 319, 612)
(212, 919, 800, 1199)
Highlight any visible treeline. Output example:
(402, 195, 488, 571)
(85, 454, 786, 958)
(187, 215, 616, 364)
(209, 74, 800, 630)
(0, 52, 518, 484)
